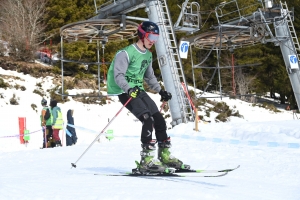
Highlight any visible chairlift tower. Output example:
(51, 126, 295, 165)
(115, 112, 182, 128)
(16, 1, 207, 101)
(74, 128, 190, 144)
(274, 2, 300, 108)
(144, 0, 198, 125)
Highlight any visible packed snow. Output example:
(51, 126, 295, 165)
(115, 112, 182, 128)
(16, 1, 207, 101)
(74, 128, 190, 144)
(0, 67, 300, 200)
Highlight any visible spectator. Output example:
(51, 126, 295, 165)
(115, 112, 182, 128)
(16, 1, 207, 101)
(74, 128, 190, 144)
(40, 98, 55, 148)
(49, 100, 64, 147)
(66, 109, 77, 146)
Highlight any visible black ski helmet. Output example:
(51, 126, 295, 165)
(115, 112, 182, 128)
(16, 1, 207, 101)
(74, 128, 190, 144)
(137, 21, 159, 40)
(41, 98, 47, 105)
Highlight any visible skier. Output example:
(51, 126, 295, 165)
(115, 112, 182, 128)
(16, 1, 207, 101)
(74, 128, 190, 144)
(107, 21, 189, 174)
(66, 109, 78, 146)
(40, 98, 55, 148)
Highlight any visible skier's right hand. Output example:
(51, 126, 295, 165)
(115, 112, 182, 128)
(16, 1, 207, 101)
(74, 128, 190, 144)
(159, 90, 172, 102)
(128, 86, 141, 98)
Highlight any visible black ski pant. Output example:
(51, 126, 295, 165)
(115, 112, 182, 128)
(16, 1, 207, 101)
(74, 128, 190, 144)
(118, 91, 168, 143)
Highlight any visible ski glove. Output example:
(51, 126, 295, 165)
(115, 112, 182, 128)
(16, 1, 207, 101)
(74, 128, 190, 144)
(128, 86, 141, 98)
(159, 90, 172, 102)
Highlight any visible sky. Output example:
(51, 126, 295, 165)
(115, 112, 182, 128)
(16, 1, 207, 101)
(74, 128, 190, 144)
(0, 67, 300, 200)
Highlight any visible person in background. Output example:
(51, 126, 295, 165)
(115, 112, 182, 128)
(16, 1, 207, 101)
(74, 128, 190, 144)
(66, 109, 77, 146)
(107, 21, 189, 174)
(49, 100, 63, 147)
(40, 98, 55, 148)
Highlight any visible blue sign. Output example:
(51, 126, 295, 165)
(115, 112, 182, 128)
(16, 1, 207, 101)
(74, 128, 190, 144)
(290, 55, 298, 64)
(289, 55, 299, 69)
(180, 42, 189, 53)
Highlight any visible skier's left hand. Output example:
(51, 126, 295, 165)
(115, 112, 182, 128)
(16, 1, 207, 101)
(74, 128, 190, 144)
(159, 90, 172, 102)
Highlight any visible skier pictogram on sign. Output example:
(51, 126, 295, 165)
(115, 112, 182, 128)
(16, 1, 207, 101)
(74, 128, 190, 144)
(179, 41, 189, 59)
(289, 55, 299, 69)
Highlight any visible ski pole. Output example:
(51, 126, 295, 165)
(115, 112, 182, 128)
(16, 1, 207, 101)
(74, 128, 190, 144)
(43, 126, 47, 148)
(71, 97, 132, 168)
(62, 123, 64, 147)
(159, 101, 167, 113)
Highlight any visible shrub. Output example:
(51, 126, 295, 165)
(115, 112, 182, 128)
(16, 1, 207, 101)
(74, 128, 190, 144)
(263, 103, 281, 113)
(0, 78, 9, 89)
(164, 114, 171, 119)
(195, 98, 208, 107)
(213, 102, 229, 113)
(73, 91, 106, 105)
(31, 103, 37, 112)
(20, 86, 26, 91)
(33, 89, 45, 97)
(49, 86, 69, 103)
(232, 110, 243, 118)
(215, 112, 228, 122)
(199, 101, 244, 122)
(255, 102, 281, 113)
(36, 82, 42, 87)
(10, 94, 19, 105)
(205, 110, 210, 117)
(52, 66, 61, 75)
(63, 79, 75, 90)
(14, 84, 20, 90)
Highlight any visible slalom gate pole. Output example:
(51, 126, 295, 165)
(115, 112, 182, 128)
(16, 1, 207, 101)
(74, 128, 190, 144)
(71, 97, 132, 168)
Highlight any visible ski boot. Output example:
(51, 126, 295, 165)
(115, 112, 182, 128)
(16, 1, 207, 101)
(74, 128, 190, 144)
(158, 137, 190, 170)
(55, 140, 62, 147)
(42, 141, 53, 148)
(135, 140, 173, 174)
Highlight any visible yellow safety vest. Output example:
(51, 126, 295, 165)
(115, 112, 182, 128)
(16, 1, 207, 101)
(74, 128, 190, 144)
(53, 110, 63, 130)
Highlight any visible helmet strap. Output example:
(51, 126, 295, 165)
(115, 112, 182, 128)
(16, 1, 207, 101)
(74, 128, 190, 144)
(141, 38, 147, 49)
(138, 37, 152, 52)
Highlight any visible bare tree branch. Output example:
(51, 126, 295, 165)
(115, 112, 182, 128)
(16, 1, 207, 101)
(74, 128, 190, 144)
(0, 0, 48, 61)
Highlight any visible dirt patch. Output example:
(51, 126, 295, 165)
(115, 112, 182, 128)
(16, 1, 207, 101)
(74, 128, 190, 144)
(0, 56, 53, 78)
(0, 56, 97, 90)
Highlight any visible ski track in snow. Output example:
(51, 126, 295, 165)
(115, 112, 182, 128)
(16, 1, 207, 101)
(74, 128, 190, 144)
(0, 135, 299, 200)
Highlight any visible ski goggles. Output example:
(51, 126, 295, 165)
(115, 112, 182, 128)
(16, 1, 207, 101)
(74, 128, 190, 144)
(145, 32, 159, 43)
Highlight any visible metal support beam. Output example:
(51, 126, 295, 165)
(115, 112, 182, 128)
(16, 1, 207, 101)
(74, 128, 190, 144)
(90, 0, 149, 20)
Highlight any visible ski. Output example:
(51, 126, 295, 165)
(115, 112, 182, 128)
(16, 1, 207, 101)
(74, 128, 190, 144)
(93, 165, 239, 177)
(94, 171, 228, 177)
(175, 165, 240, 173)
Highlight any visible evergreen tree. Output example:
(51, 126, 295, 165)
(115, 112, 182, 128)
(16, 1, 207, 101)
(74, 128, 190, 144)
(44, 0, 99, 43)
